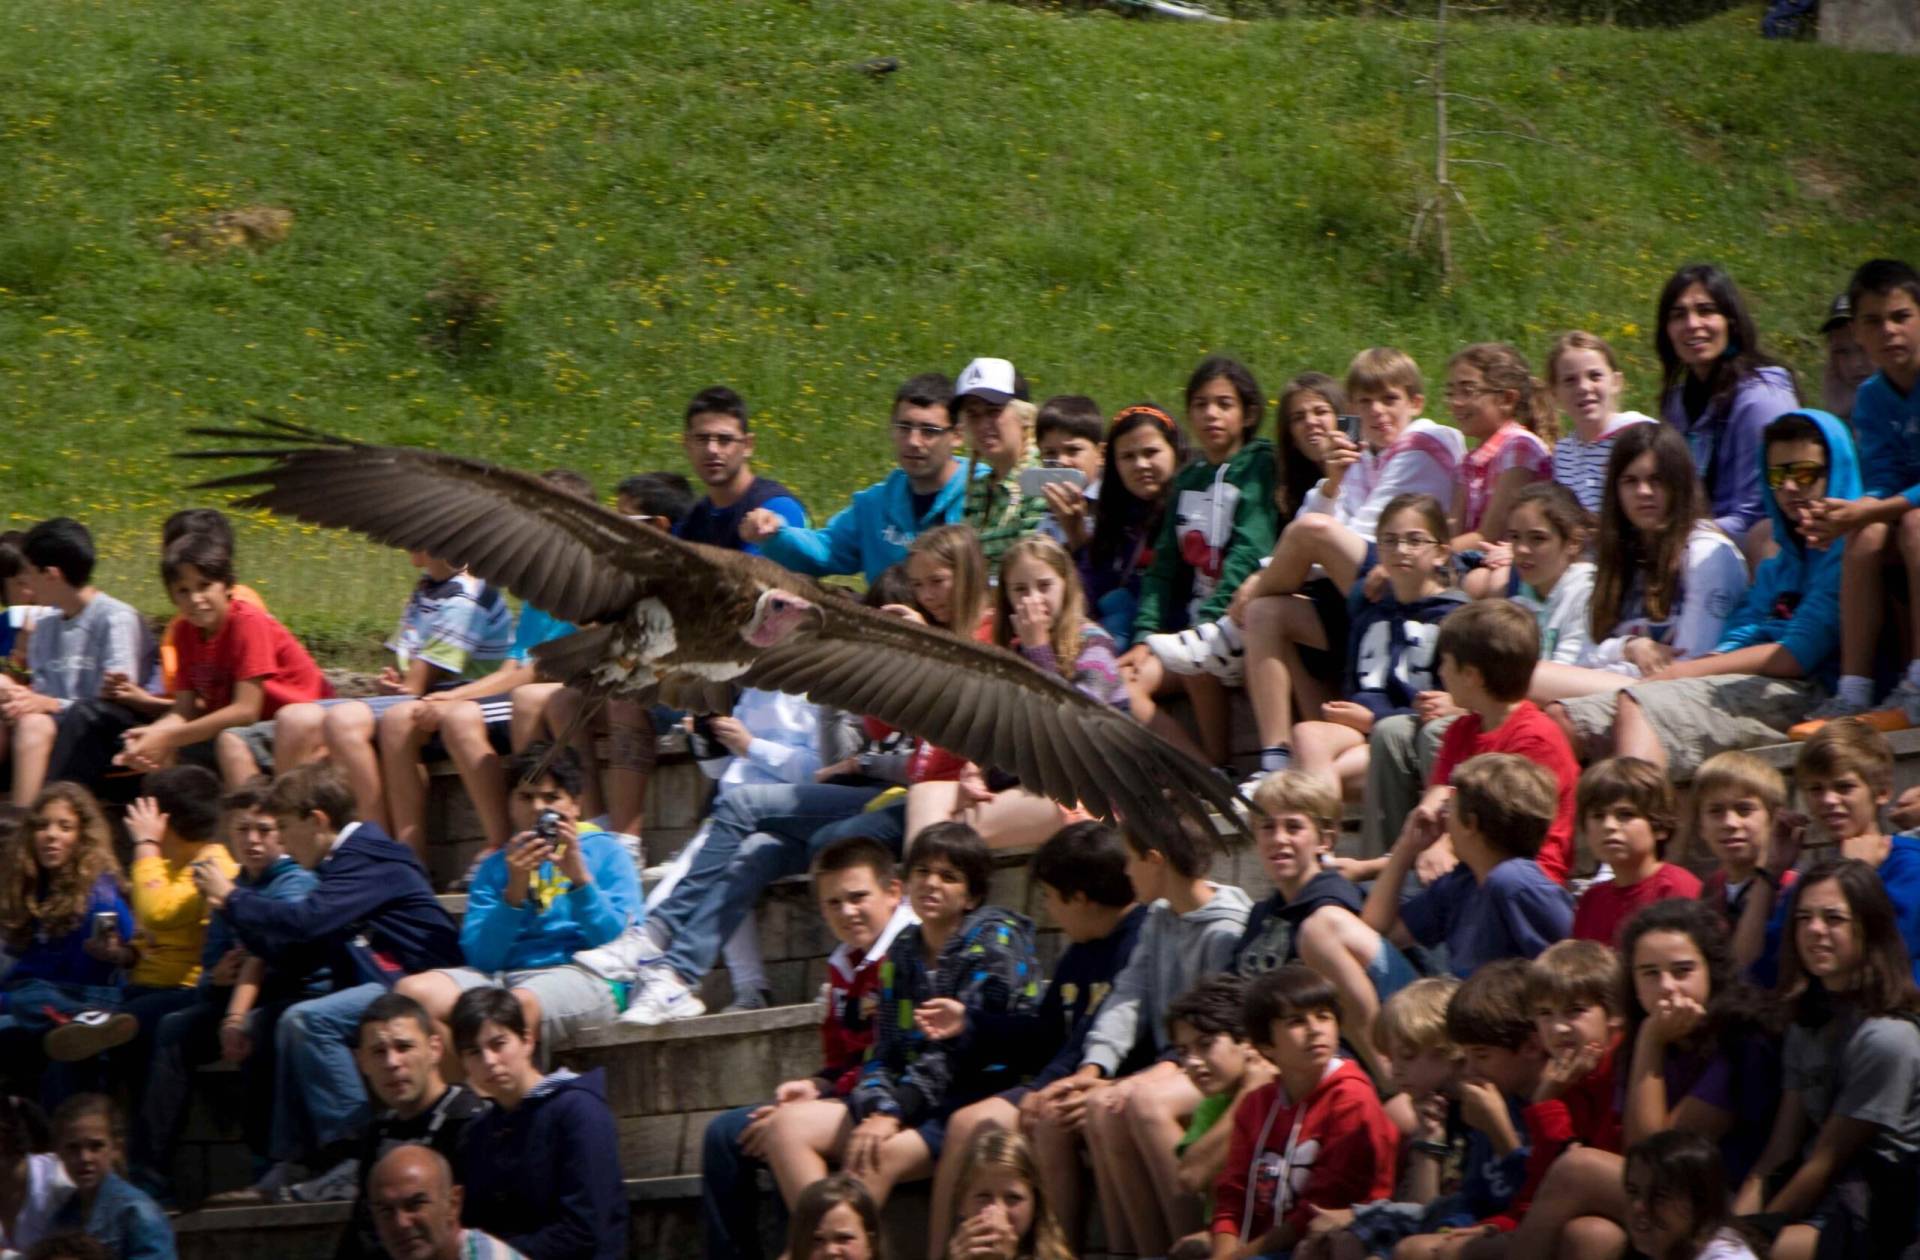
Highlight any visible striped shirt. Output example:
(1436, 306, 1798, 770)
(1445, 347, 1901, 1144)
(1550, 411, 1657, 514)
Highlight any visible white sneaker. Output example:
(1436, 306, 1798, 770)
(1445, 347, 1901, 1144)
(1144, 618, 1245, 685)
(618, 966, 706, 1026)
(1885, 678, 1920, 725)
(574, 922, 666, 983)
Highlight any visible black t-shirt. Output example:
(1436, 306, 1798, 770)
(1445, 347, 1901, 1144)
(337, 1084, 491, 1259)
(1230, 870, 1365, 978)
(909, 490, 937, 522)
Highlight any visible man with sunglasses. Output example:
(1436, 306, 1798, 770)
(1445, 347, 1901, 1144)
(743, 372, 981, 583)
(1553, 408, 1860, 780)
(674, 386, 809, 555)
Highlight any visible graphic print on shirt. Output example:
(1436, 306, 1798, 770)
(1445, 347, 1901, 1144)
(1174, 478, 1243, 608)
(1353, 619, 1444, 697)
(1252, 1137, 1321, 1223)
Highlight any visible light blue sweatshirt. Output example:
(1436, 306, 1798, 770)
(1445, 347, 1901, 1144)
(461, 826, 642, 972)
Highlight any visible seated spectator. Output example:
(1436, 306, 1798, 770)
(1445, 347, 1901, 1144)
(700, 836, 915, 1260)
(1047, 817, 1251, 1258)
(1362, 753, 1573, 979)
(1366, 599, 1581, 885)
(927, 821, 1149, 1255)
(1209, 966, 1399, 1260)
(1225, 348, 1461, 780)
(1281, 493, 1467, 801)
(191, 764, 461, 1202)
(673, 386, 807, 553)
(1542, 331, 1655, 515)
(46, 1095, 172, 1260)
(1739, 860, 1920, 1257)
(1656, 262, 1802, 553)
(904, 536, 1125, 852)
(1031, 393, 1105, 553)
(1687, 751, 1793, 948)
(1444, 342, 1554, 594)
(614, 471, 695, 524)
(395, 743, 640, 1059)
(941, 1130, 1075, 1260)
(541, 471, 693, 842)
(1500, 900, 1778, 1256)
(0, 1096, 63, 1256)
(1081, 404, 1188, 644)
(1819, 292, 1872, 422)
(1528, 423, 1747, 703)
(366, 1145, 524, 1260)
(1569, 758, 1701, 946)
(1802, 260, 1920, 725)
(1122, 356, 1280, 768)
(742, 373, 970, 583)
(950, 359, 1048, 567)
(117, 532, 330, 787)
(130, 779, 320, 1204)
(1500, 482, 1594, 667)
(271, 549, 512, 853)
(1161, 976, 1271, 1258)
(2, 518, 152, 807)
(0, 784, 134, 1084)
(376, 469, 599, 858)
(333, 995, 490, 1257)
(450, 986, 627, 1260)
(1235, 771, 1416, 1080)
(1621, 1131, 1757, 1260)
(0, 531, 45, 671)
(784, 1174, 881, 1260)
(1555, 410, 1857, 776)
(759, 824, 1040, 1212)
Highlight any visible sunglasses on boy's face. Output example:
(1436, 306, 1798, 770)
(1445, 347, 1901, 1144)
(1765, 460, 1828, 490)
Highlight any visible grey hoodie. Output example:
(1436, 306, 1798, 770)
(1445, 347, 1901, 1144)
(1079, 881, 1253, 1075)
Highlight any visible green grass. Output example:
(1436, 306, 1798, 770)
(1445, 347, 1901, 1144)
(3, 0, 1914, 659)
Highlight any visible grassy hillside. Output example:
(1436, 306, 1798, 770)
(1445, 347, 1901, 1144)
(4, 0, 1914, 659)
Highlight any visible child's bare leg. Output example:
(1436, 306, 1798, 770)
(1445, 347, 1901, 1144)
(762, 1100, 852, 1207)
(1506, 1146, 1626, 1256)
(1123, 1065, 1204, 1241)
(1070, 1098, 1134, 1254)
(1771, 1224, 1819, 1260)
(1260, 515, 1369, 596)
(1839, 521, 1890, 681)
(860, 1129, 932, 1207)
(323, 701, 391, 833)
(1181, 672, 1232, 767)
(1559, 1217, 1628, 1260)
(929, 1096, 1018, 1255)
(602, 698, 651, 837)
(1898, 509, 1920, 678)
(1458, 1230, 1513, 1260)
(543, 686, 605, 819)
(509, 682, 561, 750)
(961, 789, 1068, 852)
(1131, 655, 1212, 765)
(905, 781, 960, 849)
(377, 702, 434, 855)
(1295, 910, 1391, 1079)
(1612, 692, 1664, 768)
(1277, 613, 1336, 722)
(438, 702, 511, 851)
(1244, 595, 1328, 752)
(1088, 1082, 1169, 1253)
(9, 712, 56, 806)
(214, 729, 263, 788)
(1292, 721, 1366, 796)
(270, 702, 329, 770)
(1029, 1110, 1088, 1252)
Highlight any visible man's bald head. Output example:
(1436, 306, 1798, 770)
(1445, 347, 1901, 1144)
(369, 1144, 463, 1260)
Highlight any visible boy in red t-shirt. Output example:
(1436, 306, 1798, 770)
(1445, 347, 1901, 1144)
(1210, 965, 1398, 1259)
(1569, 758, 1702, 945)
(117, 533, 329, 785)
(1403, 601, 1581, 884)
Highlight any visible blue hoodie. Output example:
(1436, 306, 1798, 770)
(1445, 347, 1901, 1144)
(1712, 408, 1859, 685)
(198, 854, 322, 1000)
(756, 459, 978, 582)
(461, 826, 641, 972)
(458, 1068, 627, 1260)
(1850, 371, 1920, 504)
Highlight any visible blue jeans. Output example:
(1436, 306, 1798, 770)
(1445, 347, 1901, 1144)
(701, 1103, 784, 1260)
(270, 982, 384, 1162)
(655, 783, 882, 985)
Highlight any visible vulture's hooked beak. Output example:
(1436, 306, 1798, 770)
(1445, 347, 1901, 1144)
(744, 590, 824, 647)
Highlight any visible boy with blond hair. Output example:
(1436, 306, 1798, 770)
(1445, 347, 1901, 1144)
(1691, 750, 1791, 933)
(1362, 753, 1573, 978)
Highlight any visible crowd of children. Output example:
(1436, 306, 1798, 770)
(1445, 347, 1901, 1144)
(2, 256, 1919, 1260)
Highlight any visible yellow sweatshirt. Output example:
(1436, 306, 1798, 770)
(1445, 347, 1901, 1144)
(129, 841, 239, 989)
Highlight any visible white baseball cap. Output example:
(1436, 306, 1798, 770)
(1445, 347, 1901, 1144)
(950, 357, 1028, 407)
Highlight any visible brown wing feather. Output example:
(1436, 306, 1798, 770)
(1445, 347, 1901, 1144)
(180, 421, 708, 625)
(745, 601, 1248, 838)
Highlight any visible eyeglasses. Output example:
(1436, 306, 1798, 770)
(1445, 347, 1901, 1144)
(1765, 461, 1828, 490)
(1378, 533, 1440, 551)
(891, 421, 954, 441)
(1443, 384, 1503, 401)
(686, 433, 746, 449)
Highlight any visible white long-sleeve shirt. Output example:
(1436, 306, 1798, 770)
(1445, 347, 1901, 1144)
(1579, 523, 1749, 675)
(1299, 418, 1466, 543)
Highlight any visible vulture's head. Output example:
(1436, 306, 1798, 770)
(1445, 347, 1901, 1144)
(743, 588, 823, 647)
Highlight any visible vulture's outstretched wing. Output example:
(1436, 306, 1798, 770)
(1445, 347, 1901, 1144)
(746, 600, 1250, 840)
(180, 418, 691, 625)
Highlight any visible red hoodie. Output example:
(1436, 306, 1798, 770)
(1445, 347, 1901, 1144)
(816, 902, 918, 1097)
(1211, 1059, 1399, 1246)
(1481, 1036, 1624, 1232)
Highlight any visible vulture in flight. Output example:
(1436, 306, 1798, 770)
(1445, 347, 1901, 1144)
(182, 420, 1249, 839)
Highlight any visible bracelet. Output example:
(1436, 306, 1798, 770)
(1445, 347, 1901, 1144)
(1410, 1139, 1452, 1158)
